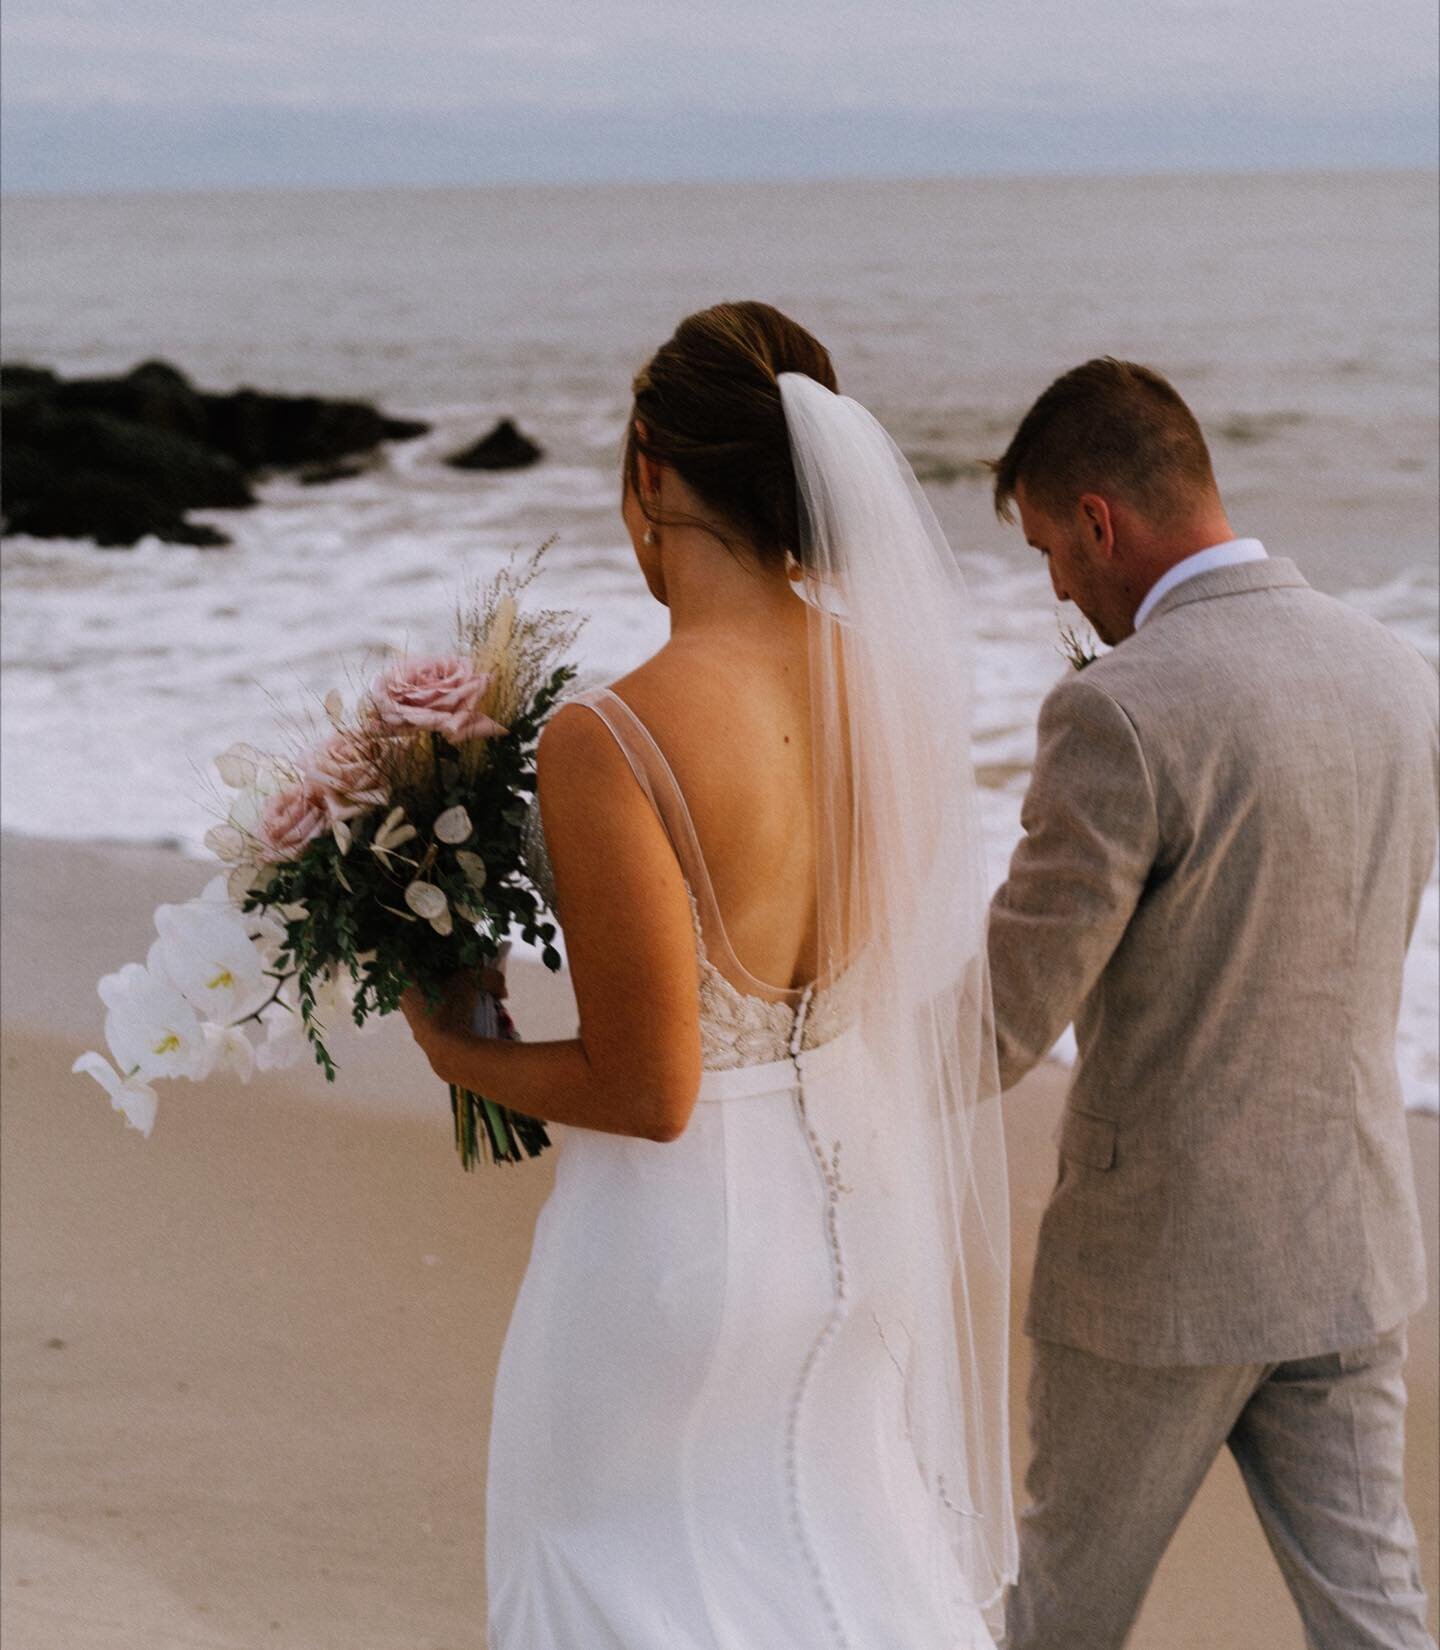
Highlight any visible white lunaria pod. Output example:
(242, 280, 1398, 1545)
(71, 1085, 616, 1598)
(404, 880, 449, 922)
(434, 805, 473, 845)
(455, 851, 488, 891)
(215, 744, 261, 789)
(203, 824, 246, 863)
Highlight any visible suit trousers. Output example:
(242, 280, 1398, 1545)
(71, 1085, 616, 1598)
(1004, 1328, 1434, 1650)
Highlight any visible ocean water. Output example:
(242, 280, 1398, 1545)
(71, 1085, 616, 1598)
(2, 172, 1436, 1106)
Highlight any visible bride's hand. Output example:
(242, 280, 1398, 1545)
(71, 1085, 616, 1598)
(401, 967, 505, 1064)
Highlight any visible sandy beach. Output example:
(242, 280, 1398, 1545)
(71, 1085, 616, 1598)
(2, 832, 1435, 1649)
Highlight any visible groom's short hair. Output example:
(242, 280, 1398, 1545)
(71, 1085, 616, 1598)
(991, 358, 1219, 526)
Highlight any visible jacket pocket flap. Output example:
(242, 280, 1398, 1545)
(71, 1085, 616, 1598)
(1058, 1108, 1117, 1171)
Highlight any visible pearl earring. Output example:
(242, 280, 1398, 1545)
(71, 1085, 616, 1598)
(643, 528, 657, 548)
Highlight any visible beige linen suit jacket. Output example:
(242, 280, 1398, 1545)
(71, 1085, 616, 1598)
(988, 557, 1438, 1365)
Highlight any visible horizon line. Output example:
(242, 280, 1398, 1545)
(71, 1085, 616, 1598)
(4, 159, 1436, 205)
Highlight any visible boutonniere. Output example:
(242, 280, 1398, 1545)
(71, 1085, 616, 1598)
(1058, 617, 1103, 672)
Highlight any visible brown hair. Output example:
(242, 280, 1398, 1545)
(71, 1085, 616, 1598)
(625, 301, 837, 565)
(991, 357, 1218, 526)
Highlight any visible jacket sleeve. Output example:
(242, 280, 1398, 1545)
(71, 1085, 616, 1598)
(987, 672, 1160, 1092)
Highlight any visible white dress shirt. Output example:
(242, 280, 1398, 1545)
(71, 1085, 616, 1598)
(1134, 538, 1268, 630)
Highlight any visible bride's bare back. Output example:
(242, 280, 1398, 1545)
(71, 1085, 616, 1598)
(413, 301, 846, 1142)
(533, 561, 824, 1140)
(609, 629, 821, 993)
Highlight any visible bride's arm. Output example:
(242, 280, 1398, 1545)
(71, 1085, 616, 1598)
(401, 704, 704, 1142)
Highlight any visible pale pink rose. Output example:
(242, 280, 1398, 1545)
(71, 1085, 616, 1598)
(257, 783, 331, 863)
(303, 729, 390, 822)
(368, 655, 508, 746)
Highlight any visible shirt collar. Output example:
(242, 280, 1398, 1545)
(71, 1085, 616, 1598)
(1134, 538, 1268, 630)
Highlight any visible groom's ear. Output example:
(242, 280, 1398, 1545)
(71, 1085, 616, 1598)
(1077, 494, 1117, 560)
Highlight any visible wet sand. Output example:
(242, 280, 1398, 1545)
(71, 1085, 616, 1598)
(2, 833, 1435, 1647)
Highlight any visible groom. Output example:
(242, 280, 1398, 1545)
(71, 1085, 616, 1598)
(986, 358, 1438, 1649)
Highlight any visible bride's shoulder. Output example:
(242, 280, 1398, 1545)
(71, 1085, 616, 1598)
(537, 696, 624, 776)
(536, 652, 690, 783)
(610, 646, 763, 742)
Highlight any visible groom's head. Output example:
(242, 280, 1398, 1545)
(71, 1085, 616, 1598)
(991, 359, 1232, 645)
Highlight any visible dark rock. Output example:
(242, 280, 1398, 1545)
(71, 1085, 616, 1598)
(0, 359, 433, 546)
(202, 387, 429, 470)
(6, 398, 253, 510)
(1, 363, 58, 395)
(381, 415, 430, 443)
(53, 358, 210, 445)
(444, 418, 544, 471)
(3, 457, 232, 548)
(297, 456, 374, 486)
(3, 392, 251, 546)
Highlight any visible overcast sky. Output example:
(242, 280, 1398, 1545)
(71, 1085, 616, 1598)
(3, 0, 1436, 193)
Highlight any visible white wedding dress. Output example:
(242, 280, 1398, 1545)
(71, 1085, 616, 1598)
(486, 688, 999, 1650)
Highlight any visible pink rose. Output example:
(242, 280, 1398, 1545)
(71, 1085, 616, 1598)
(368, 655, 508, 746)
(303, 730, 390, 823)
(257, 783, 331, 863)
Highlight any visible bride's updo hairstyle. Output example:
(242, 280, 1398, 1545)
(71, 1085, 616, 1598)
(625, 301, 837, 566)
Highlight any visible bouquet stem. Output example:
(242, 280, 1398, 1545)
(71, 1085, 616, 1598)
(450, 1085, 551, 1169)
(449, 986, 551, 1169)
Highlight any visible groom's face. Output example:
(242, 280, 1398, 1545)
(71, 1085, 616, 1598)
(1015, 486, 1123, 644)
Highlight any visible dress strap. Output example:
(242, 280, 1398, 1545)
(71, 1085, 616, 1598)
(567, 688, 713, 895)
(566, 686, 802, 1004)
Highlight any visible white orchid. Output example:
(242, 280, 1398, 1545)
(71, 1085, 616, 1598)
(98, 959, 210, 1082)
(72, 1052, 160, 1137)
(244, 907, 289, 968)
(202, 1021, 257, 1082)
(222, 782, 269, 843)
(257, 967, 356, 1061)
(152, 899, 273, 1024)
(309, 966, 358, 1031)
(255, 996, 307, 1071)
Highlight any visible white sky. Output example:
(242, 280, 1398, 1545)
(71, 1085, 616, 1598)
(2, 0, 1436, 188)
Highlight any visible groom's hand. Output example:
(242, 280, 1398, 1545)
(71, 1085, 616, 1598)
(988, 673, 1159, 1089)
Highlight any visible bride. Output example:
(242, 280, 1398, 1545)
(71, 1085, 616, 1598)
(403, 301, 1016, 1648)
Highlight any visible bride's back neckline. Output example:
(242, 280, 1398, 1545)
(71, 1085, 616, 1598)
(573, 685, 841, 1007)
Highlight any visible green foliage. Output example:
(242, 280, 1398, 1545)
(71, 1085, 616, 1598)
(244, 660, 575, 1085)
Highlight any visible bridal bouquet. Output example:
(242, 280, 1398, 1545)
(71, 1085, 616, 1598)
(74, 551, 579, 1171)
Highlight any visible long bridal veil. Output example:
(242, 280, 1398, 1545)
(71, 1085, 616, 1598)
(780, 372, 1017, 1615)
